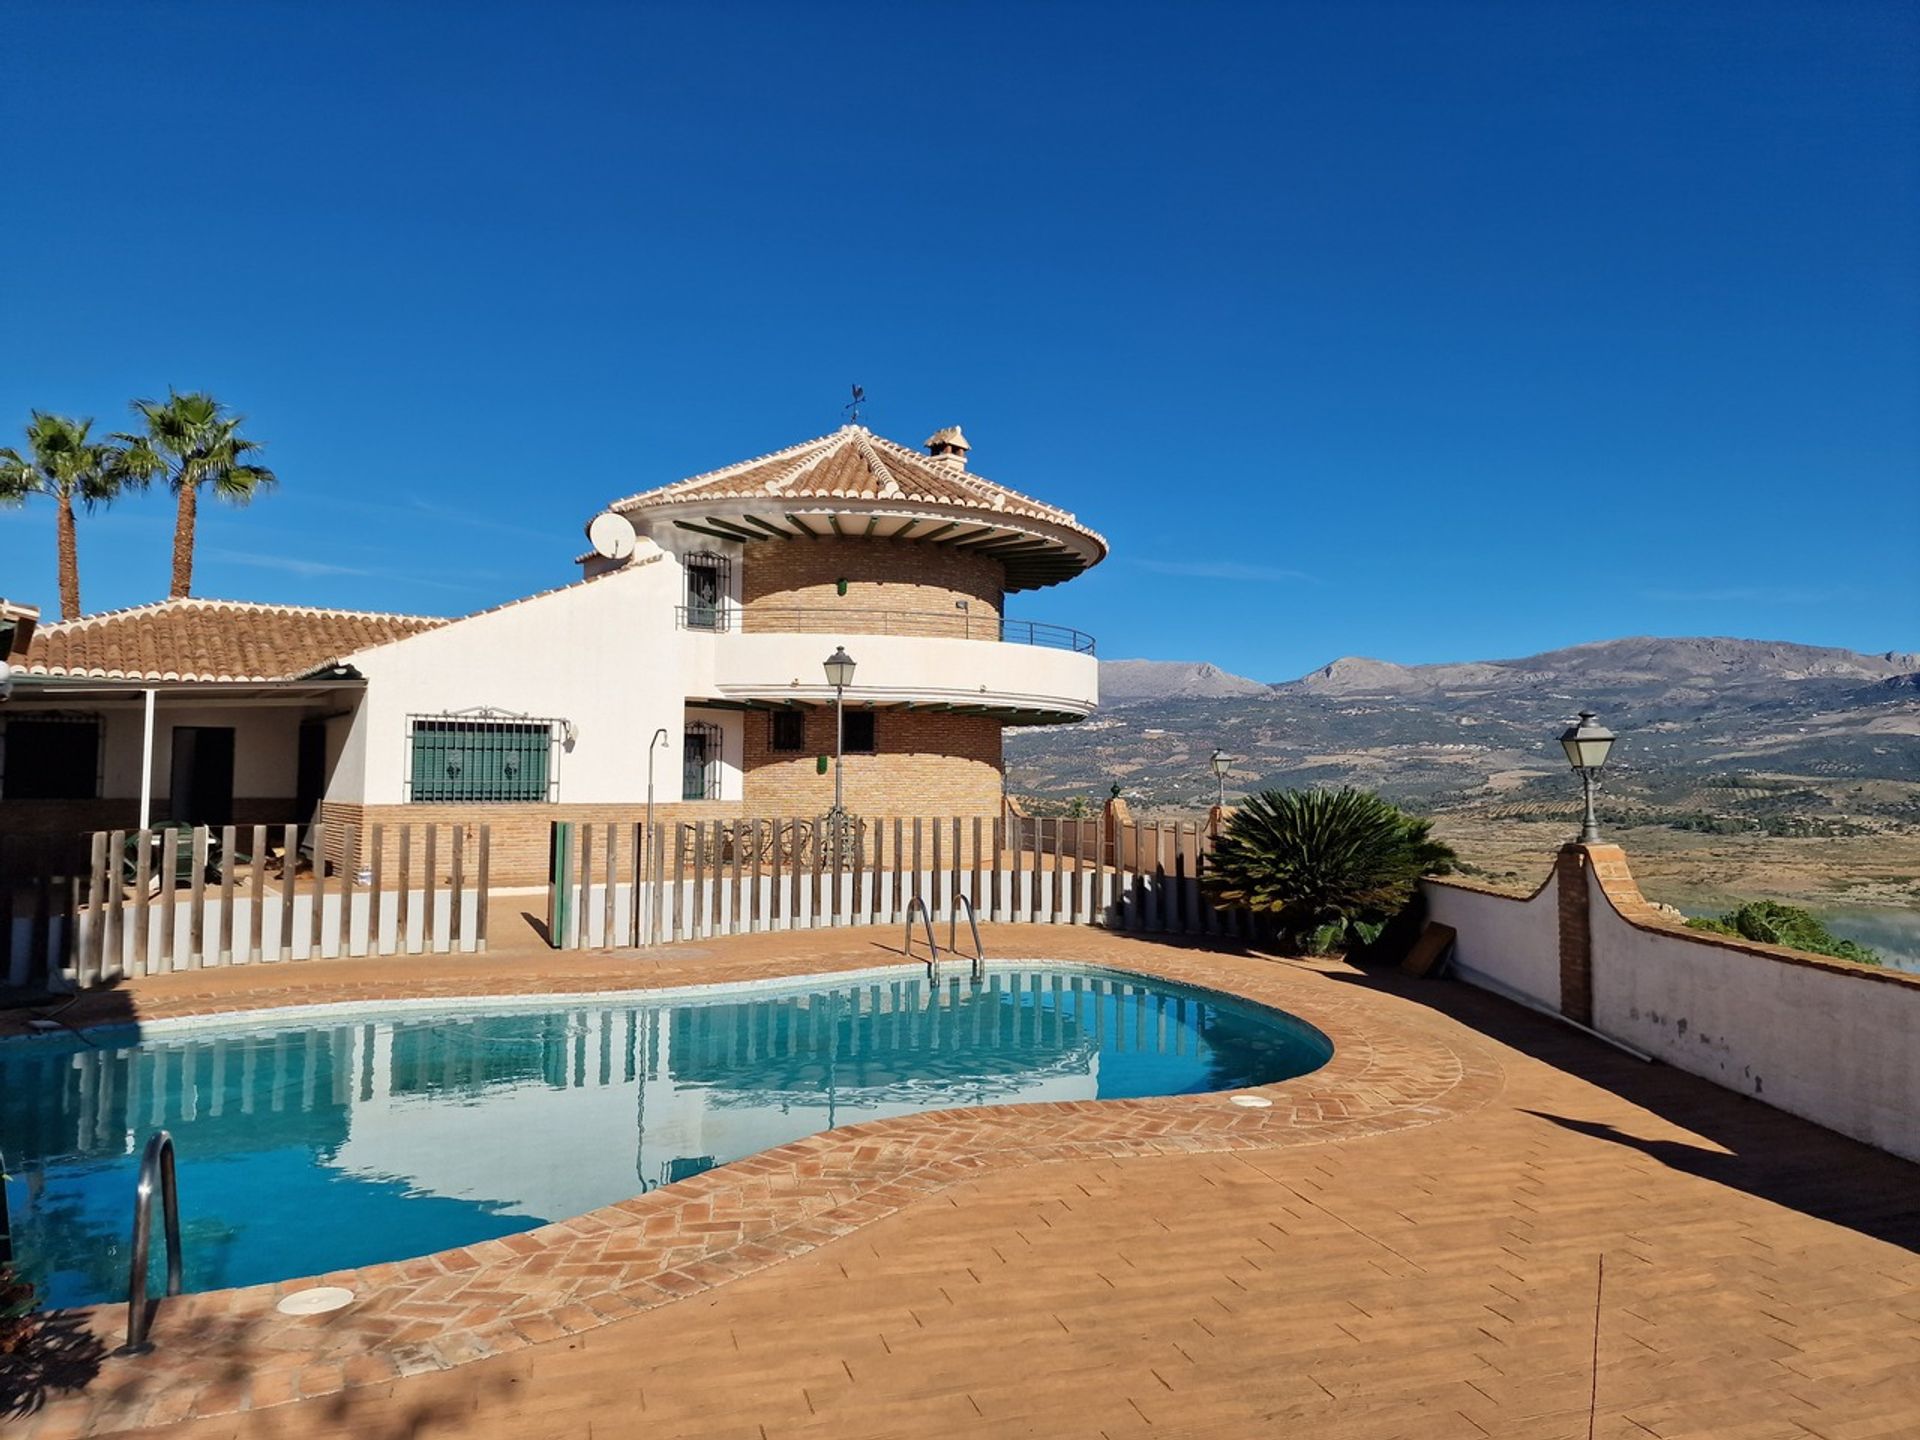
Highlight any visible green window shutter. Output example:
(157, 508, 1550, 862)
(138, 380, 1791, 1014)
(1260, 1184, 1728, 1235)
(410, 719, 551, 802)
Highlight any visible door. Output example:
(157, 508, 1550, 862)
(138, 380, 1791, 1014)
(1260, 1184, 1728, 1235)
(296, 720, 327, 828)
(169, 726, 236, 827)
(682, 726, 714, 800)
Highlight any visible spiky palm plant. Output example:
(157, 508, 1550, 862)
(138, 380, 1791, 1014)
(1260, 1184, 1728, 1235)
(116, 390, 276, 598)
(1203, 787, 1456, 953)
(0, 412, 134, 619)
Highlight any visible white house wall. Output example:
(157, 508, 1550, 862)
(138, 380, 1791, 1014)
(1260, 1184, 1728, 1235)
(338, 559, 691, 806)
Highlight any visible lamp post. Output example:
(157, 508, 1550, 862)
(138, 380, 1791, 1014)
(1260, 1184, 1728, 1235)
(1210, 749, 1233, 809)
(1558, 710, 1616, 845)
(822, 647, 857, 822)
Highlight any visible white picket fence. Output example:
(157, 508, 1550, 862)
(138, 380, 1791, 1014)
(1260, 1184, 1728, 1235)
(2, 821, 491, 992)
(549, 815, 1248, 949)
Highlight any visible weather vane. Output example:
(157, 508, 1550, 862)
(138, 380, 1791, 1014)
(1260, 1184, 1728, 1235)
(844, 384, 866, 425)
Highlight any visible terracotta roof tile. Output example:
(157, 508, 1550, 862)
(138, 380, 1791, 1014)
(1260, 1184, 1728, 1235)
(607, 426, 1103, 544)
(19, 598, 446, 682)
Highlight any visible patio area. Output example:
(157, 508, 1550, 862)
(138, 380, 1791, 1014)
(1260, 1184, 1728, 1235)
(5, 926, 1917, 1440)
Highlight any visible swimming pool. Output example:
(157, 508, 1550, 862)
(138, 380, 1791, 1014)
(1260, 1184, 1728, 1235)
(1, 964, 1331, 1309)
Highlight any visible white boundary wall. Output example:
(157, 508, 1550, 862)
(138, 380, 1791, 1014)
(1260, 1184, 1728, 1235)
(1587, 870, 1920, 1163)
(1421, 865, 1920, 1164)
(1422, 876, 1560, 1009)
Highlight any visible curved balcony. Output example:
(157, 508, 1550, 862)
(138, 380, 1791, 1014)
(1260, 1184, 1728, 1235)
(684, 614, 1099, 724)
(677, 605, 1094, 654)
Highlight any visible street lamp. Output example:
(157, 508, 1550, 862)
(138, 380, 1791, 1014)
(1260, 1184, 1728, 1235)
(1558, 710, 1616, 845)
(823, 646, 857, 820)
(1209, 749, 1233, 809)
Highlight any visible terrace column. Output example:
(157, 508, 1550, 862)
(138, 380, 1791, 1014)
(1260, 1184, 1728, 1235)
(139, 687, 157, 830)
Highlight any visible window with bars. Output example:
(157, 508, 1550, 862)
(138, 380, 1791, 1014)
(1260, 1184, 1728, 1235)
(683, 552, 730, 630)
(0, 715, 102, 799)
(769, 709, 805, 752)
(407, 714, 557, 802)
(683, 722, 723, 800)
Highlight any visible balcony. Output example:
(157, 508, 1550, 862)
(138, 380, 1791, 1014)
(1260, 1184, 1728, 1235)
(676, 605, 1095, 655)
(678, 608, 1099, 723)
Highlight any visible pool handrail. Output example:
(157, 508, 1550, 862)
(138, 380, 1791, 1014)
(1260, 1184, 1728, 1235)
(904, 896, 938, 979)
(120, 1130, 183, 1355)
(949, 892, 985, 982)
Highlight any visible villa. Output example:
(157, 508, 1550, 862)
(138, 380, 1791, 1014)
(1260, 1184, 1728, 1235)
(4, 429, 1918, 1440)
(0, 423, 1103, 877)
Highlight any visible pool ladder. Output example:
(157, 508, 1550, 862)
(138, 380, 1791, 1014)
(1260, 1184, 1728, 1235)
(904, 892, 986, 982)
(119, 1131, 183, 1355)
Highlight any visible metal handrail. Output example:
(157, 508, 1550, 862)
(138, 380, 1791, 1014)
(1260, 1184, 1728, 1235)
(949, 892, 985, 981)
(0, 1145, 12, 1267)
(679, 605, 1096, 654)
(904, 896, 938, 979)
(120, 1130, 183, 1355)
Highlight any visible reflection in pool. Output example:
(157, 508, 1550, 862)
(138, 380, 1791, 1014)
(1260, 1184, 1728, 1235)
(1, 966, 1331, 1308)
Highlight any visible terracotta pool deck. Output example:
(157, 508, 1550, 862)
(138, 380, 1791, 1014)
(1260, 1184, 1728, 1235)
(4, 926, 1917, 1439)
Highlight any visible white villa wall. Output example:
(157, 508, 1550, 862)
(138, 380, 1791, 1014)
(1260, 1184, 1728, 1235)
(338, 558, 688, 806)
(1587, 870, 1920, 1163)
(1422, 877, 1560, 1008)
(328, 540, 1094, 811)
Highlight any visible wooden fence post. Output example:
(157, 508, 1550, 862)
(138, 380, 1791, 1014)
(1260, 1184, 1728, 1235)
(129, 831, 152, 978)
(423, 823, 441, 954)
(188, 826, 209, 970)
(395, 824, 414, 956)
(247, 824, 267, 963)
(476, 825, 492, 951)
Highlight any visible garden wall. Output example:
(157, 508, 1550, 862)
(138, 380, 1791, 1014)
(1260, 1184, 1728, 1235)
(1423, 847, 1920, 1164)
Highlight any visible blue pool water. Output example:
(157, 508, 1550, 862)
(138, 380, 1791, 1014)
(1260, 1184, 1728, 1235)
(0, 965, 1331, 1309)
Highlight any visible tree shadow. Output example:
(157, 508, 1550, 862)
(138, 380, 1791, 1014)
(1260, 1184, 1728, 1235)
(0, 1311, 108, 1420)
(0, 973, 143, 1042)
(1324, 965, 1920, 1254)
(9, 1300, 515, 1438)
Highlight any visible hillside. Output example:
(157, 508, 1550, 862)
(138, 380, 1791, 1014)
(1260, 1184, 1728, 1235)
(1099, 659, 1269, 703)
(1008, 636, 1920, 843)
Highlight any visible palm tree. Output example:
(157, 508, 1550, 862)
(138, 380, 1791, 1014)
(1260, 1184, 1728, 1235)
(1203, 787, 1456, 953)
(116, 390, 276, 598)
(0, 412, 133, 619)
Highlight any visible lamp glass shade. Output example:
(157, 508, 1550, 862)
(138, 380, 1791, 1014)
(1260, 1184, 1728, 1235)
(822, 647, 857, 688)
(1210, 750, 1232, 776)
(1558, 712, 1616, 770)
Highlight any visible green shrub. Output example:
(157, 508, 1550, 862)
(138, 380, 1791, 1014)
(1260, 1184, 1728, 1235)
(1204, 787, 1456, 954)
(1685, 900, 1881, 966)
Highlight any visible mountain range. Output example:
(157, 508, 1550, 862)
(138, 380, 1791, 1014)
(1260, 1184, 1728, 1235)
(1007, 636, 1920, 832)
(1102, 638, 1920, 707)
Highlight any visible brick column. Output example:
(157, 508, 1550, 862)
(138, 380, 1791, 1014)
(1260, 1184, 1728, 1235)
(1555, 842, 1646, 1025)
(1555, 843, 1593, 1024)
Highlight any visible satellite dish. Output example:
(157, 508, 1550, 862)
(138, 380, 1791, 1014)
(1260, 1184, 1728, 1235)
(586, 511, 637, 560)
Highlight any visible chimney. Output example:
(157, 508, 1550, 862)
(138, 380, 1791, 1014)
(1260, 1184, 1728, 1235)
(924, 425, 970, 470)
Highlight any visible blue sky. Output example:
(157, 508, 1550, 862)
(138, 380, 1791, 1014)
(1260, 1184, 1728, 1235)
(1, 1, 1914, 680)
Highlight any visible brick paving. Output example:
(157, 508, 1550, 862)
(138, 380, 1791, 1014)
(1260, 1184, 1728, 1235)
(5, 927, 1917, 1439)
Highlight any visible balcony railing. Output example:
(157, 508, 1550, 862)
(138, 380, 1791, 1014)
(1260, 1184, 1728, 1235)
(675, 606, 1095, 654)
